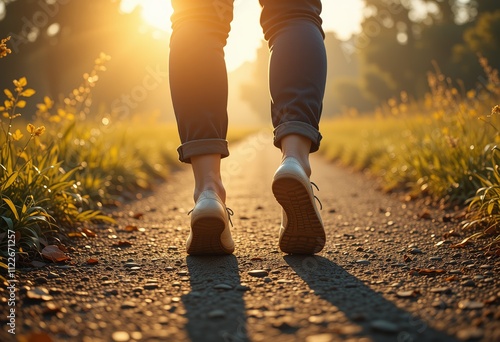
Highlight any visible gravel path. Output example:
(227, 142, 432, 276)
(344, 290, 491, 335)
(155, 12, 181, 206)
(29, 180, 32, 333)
(2, 133, 499, 342)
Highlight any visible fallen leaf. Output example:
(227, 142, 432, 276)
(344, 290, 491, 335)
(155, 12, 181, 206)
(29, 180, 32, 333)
(57, 244, 68, 253)
(82, 228, 97, 237)
(112, 240, 132, 247)
(418, 209, 432, 220)
(41, 245, 70, 262)
(130, 212, 144, 220)
(445, 275, 460, 282)
(124, 225, 138, 232)
(87, 258, 99, 265)
(417, 268, 446, 275)
(68, 232, 83, 238)
(25, 332, 53, 342)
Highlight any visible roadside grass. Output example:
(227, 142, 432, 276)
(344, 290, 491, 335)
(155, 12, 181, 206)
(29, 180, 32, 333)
(321, 59, 500, 250)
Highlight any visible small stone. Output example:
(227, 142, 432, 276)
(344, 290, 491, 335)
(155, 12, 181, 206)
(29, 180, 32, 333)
(121, 301, 137, 309)
(47, 272, 60, 279)
(214, 284, 233, 290)
(456, 328, 484, 340)
(248, 270, 268, 277)
(167, 246, 178, 250)
(144, 283, 159, 290)
(461, 280, 476, 287)
(370, 320, 400, 333)
(409, 248, 424, 254)
(277, 279, 293, 284)
(458, 300, 484, 310)
(356, 259, 370, 265)
(430, 287, 452, 294)
(429, 257, 442, 261)
(432, 300, 448, 309)
(124, 262, 140, 268)
(112, 331, 130, 342)
(397, 290, 416, 298)
(27, 287, 53, 301)
(34, 277, 48, 284)
(207, 309, 226, 318)
(105, 289, 119, 296)
(479, 265, 492, 270)
(305, 333, 335, 342)
(308, 316, 325, 324)
(235, 285, 251, 291)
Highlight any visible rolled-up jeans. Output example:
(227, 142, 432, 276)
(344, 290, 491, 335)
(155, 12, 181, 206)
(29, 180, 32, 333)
(169, 0, 327, 163)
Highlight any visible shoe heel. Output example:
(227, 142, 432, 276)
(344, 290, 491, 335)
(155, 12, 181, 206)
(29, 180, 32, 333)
(187, 217, 228, 255)
(272, 177, 325, 254)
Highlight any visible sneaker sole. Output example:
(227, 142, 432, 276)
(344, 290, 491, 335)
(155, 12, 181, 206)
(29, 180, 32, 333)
(272, 176, 326, 254)
(187, 217, 233, 255)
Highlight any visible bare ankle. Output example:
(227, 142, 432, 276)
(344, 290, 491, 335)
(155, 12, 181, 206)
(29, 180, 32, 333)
(281, 135, 312, 177)
(191, 154, 226, 202)
(194, 182, 226, 203)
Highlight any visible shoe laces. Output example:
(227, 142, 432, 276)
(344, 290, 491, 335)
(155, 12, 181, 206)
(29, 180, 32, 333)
(187, 207, 234, 227)
(311, 181, 323, 210)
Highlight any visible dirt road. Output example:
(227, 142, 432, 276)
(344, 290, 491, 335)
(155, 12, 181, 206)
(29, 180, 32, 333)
(4, 133, 499, 341)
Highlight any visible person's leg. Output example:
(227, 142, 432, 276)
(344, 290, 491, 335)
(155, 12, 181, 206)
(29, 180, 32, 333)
(169, 0, 235, 255)
(260, 0, 327, 254)
(169, 0, 233, 202)
(260, 0, 327, 177)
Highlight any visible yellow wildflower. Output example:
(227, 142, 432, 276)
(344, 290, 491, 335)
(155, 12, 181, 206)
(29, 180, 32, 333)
(493, 105, 500, 115)
(0, 36, 11, 58)
(27, 123, 35, 134)
(36, 96, 54, 113)
(13, 77, 27, 92)
(11, 129, 23, 141)
(34, 126, 46, 136)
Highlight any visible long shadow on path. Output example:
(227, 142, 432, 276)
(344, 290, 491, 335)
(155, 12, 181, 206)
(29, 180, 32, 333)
(285, 255, 458, 342)
(182, 255, 249, 342)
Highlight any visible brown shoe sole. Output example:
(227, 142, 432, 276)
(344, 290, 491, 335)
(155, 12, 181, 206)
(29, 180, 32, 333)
(187, 217, 234, 255)
(272, 176, 325, 254)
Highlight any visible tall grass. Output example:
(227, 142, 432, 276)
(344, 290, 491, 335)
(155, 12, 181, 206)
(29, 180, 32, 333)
(321, 57, 499, 246)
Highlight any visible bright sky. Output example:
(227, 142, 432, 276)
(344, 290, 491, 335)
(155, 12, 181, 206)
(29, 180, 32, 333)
(126, 0, 365, 71)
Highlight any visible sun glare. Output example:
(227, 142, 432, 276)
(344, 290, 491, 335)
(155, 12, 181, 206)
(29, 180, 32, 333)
(120, 0, 172, 31)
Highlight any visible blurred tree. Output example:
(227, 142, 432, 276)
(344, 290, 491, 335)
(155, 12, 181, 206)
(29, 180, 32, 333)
(451, 9, 500, 88)
(0, 0, 172, 120)
(357, 0, 500, 105)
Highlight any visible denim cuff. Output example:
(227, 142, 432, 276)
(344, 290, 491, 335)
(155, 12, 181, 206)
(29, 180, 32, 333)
(273, 121, 322, 153)
(177, 139, 230, 163)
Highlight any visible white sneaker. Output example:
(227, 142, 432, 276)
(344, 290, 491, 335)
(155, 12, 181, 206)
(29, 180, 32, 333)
(186, 190, 235, 255)
(272, 157, 325, 254)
